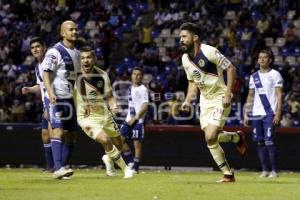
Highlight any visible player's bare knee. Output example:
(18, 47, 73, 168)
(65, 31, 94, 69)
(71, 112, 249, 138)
(41, 129, 50, 142)
(52, 128, 64, 138)
(205, 134, 218, 145)
(95, 134, 109, 145)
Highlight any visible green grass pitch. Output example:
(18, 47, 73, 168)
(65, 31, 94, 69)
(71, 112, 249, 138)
(0, 168, 300, 200)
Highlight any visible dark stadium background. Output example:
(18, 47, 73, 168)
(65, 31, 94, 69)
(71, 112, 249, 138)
(0, 0, 299, 170)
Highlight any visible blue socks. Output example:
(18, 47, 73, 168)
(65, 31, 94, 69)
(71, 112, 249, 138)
(133, 157, 140, 172)
(50, 139, 62, 170)
(257, 145, 268, 172)
(123, 150, 134, 163)
(43, 143, 54, 170)
(62, 143, 74, 167)
(267, 144, 277, 172)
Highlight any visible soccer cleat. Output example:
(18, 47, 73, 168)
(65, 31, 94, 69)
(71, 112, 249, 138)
(102, 154, 116, 177)
(236, 131, 248, 157)
(62, 166, 74, 177)
(268, 171, 278, 178)
(53, 167, 74, 179)
(123, 166, 134, 179)
(259, 171, 269, 178)
(61, 176, 72, 180)
(216, 173, 235, 183)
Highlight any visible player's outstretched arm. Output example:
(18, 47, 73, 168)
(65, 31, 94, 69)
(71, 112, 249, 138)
(21, 85, 40, 96)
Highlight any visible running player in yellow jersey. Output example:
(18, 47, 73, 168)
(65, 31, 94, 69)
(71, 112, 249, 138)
(179, 22, 247, 183)
(76, 46, 133, 178)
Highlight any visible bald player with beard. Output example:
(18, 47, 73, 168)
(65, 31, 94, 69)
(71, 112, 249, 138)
(42, 20, 80, 179)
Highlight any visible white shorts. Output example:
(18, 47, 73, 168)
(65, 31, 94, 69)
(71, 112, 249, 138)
(78, 114, 120, 140)
(199, 96, 231, 129)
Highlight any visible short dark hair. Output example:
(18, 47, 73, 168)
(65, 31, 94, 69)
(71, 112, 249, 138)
(30, 36, 45, 46)
(80, 46, 96, 57)
(258, 49, 274, 64)
(259, 49, 274, 59)
(132, 67, 144, 75)
(179, 22, 200, 36)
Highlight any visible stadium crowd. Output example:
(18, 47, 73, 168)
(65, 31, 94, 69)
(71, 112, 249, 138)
(0, 0, 299, 126)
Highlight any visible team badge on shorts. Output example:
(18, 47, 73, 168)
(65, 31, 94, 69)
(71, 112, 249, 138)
(55, 111, 63, 118)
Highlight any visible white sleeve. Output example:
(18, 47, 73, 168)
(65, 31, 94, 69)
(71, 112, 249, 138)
(182, 55, 192, 81)
(141, 86, 149, 103)
(249, 75, 255, 89)
(214, 48, 232, 70)
(274, 71, 283, 88)
(41, 48, 60, 72)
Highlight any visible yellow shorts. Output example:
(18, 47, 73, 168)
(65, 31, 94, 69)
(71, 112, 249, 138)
(199, 96, 231, 129)
(77, 114, 120, 140)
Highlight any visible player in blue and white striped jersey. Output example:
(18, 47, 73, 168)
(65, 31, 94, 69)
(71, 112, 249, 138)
(42, 20, 80, 179)
(244, 49, 283, 178)
(120, 67, 149, 173)
(21, 37, 54, 172)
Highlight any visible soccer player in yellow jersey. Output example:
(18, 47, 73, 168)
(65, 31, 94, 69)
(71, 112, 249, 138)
(179, 22, 247, 183)
(76, 46, 133, 178)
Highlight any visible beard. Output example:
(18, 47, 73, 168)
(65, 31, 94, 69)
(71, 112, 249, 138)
(179, 42, 194, 53)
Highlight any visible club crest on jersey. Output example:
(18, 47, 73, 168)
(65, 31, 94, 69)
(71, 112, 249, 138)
(198, 59, 205, 67)
(192, 70, 201, 81)
(97, 80, 103, 88)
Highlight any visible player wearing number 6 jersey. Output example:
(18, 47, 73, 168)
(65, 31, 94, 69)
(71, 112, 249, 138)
(42, 20, 80, 179)
(76, 46, 133, 179)
(179, 22, 247, 183)
(244, 50, 283, 178)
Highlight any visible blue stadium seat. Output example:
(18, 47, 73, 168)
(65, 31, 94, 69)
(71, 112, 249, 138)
(156, 74, 168, 88)
(138, 2, 148, 13)
(114, 28, 123, 39)
(251, 10, 262, 21)
(280, 47, 291, 57)
(95, 47, 103, 58)
(293, 47, 300, 56)
(122, 22, 132, 31)
(16, 64, 28, 74)
(115, 64, 126, 76)
(127, 2, 137, 10)
(151, 29, 160, 38)
(293, 120, 300, 127)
